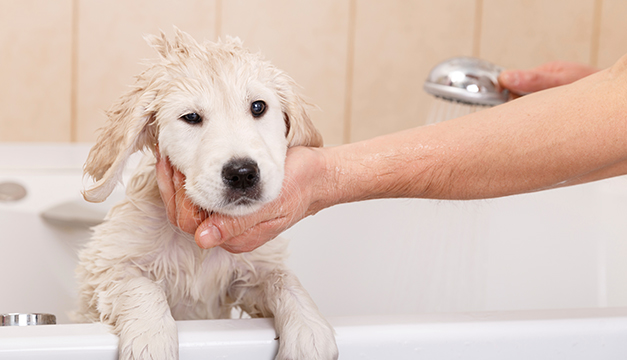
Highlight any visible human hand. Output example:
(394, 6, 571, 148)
(499, 61, 598, 95)
(155, 146, 209, 235)
(156, 146, 329, 253)
(195, 146, 329, 253)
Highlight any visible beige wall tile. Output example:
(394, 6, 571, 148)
(221, 0, 350, 145)
(480, 0, 596, 69)
(5, 0, 619, 144)
(597, 0, 627, 68)
(75, 0, 217, 142)
(0, 0, 72, 142)
(349, 0, 477, 142)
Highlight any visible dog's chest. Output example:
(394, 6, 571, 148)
(145, 240, 238, 320)
(169, 244, 240, 320)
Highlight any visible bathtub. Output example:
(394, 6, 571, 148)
(2, 142, 627, 359)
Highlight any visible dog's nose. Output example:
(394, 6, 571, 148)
(222, 159, 260, 190)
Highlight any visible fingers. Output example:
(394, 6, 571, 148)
(198, 220, 286, 254)
(155, 152, 207, 234)
(223, 218, 287, 253)
(194, 208, 291, 253)
(499, 69, 560, 94)
(499, 61, 599, 95)
(155, 152, 178, 226)
(172, 168, 207, 233)
(194, 214, 281, 252)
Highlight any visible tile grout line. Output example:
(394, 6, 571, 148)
(215, 0, 222, 40)
(472, 0, 483, 58)
(69, 0, 80, 143)
(590, 0, 603, 68)
(342, 0, 357, 145)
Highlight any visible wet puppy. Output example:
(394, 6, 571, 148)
(73, 29, 337, 360)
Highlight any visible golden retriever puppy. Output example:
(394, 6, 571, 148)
(73, 28, 337, 360)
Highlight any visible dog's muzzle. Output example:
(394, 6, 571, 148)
(221, 158, 262, 204)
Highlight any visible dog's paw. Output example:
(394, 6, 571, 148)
(275, 319, 338, 360)
(118, 320, 179, 360)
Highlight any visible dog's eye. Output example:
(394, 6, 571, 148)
(250, 100, 267, 118)
(180, 112, 202, 124)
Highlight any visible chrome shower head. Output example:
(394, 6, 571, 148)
(423, 56, 509, 106)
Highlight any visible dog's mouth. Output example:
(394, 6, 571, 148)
(216, 187, 265, 215)
(227, 197, 255, 206)
(186, 179, 266, 218)
(223, 186, 262, 205)
(192, 188, 265, 218)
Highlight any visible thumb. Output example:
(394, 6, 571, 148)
(194, 212, 261, 249)
(195, 221, 224, 249)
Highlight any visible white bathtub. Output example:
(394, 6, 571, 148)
(2, 142, 627, 359)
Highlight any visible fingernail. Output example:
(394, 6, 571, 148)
(197, 225, 222, 249)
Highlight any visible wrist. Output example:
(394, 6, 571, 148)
(312, 141, 392, 208)
(311, 129, 445, 205)
(303, 146, 338, 215)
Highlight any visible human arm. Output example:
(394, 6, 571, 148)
(158, 56, 627, 252)
(328, 76, 627, 202)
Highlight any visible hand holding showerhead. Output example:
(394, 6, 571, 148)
(424, 56, 509, 106)
(423, 56, 508, 124)
(499, 61, 599, 95)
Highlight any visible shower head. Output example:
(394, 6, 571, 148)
(423, 56, 509, 106)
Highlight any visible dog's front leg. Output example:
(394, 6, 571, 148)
(99, 276, 178, 360)
(232, 266, 338, 360)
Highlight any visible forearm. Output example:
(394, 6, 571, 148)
(319, 58, 627, 205)
(184, 56, 627, 253)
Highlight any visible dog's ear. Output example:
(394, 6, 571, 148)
(223, 35, 245, 49)
(82, 83, 159, 203)
(145, 30, 172, 60)
(276, 76, 324, 148)
(147, 27, 203, 61)
(83, 32, 181, 203)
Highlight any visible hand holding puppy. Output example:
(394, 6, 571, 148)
(159, 60, 623, 254)
(157, 146, 329, 253)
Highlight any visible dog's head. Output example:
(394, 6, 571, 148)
(83, 29, 322, 216)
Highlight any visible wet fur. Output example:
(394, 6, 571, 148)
(73, 29, 337, 360)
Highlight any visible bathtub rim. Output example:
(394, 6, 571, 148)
(1, 307, 627, 359)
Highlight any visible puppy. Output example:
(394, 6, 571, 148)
(73, 29, 338, 360)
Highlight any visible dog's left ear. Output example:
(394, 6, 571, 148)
(274, 73, 323, 148)
(82, 80, 159, 203)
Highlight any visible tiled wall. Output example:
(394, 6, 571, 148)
(1, 0, 625, 144)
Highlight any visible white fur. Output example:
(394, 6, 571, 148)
(74, 29, 336, 360)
